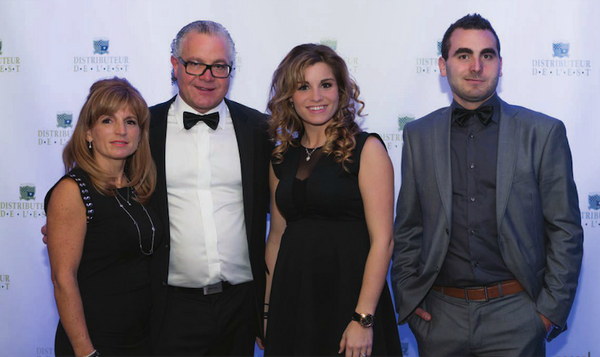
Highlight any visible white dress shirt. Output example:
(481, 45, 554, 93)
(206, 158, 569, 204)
(165, 96, 252, 287)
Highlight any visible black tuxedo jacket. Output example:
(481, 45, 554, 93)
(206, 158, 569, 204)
(148, 96, 270, 341)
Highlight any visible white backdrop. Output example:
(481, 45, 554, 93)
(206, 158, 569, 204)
(1, 1, 598, 356)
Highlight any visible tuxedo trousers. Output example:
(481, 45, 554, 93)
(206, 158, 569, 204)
(408, 289, 547, 357)
(153, 282, 255, 356)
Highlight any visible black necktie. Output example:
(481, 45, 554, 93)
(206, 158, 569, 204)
(183, 111, 220, 130)
(453, 105, 493, 127)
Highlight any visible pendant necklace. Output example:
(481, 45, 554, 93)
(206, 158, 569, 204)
(304, 146, 320, 161)
(114, 187, 156, 256)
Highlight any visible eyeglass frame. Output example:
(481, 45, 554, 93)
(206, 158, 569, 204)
(177, 57, 233, 78)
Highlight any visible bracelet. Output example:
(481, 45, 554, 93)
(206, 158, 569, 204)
(82, 350, 100, 357)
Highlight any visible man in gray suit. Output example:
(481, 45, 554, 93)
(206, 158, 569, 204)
(391, 13, 583, 356)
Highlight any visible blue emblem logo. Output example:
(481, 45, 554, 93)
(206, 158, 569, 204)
(320, 38, 337, 51)
(437, 40, 442, 57)
(93, 38, 109, 55)
(552, 42, 569, 58)
(589, 192, 600, 210)
(57, 112, 73, 128)
(19, 183, 35, 201)
(398, 115, 415, 131)
(0, 39, 3, 56)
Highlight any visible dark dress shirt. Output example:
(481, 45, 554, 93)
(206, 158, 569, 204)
(435, 94, 516, 287)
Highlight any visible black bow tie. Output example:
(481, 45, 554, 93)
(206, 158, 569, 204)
(183, 111, 220, 130)
(453, 105, 493, 127)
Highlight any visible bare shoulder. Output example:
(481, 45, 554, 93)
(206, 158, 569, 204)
(47, 178, 84, 215)
(361, 135, 389, 161)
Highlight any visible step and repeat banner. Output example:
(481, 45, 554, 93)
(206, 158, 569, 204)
(1, 1, 598, 356)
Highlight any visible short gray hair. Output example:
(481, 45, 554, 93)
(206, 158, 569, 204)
(170, 20, 237, 83)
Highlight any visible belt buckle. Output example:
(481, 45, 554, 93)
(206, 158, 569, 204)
(464, 286, 489, 302)
(203, 282, 223, 295)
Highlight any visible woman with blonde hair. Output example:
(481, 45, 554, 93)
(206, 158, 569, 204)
(264, 44, 401, 356)
(45, 77, 161, 356)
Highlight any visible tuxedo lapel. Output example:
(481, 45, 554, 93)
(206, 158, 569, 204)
(149, 96, 176, 223)
(496, 100, 520, 226)
(226, 99, 255, 241)
(433, 107, 453, 227)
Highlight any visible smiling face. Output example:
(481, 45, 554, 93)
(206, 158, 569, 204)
(291, 62, 340, 130)
(86, 106, 140, 171)
(171, 32, 231, 113)
(439, 28, 502, 109)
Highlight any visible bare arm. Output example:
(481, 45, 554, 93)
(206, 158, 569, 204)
(339, 136, 395, 357)
(47, 178, 95, 356)
(264, 162, 287, 340)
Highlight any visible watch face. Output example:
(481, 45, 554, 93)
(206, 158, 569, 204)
(361, 314, 374, 327)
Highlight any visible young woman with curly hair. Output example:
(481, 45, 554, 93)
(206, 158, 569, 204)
(264, 44, 401, 357)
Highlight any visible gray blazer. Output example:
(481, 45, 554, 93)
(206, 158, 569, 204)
(391, 98, 583, 339)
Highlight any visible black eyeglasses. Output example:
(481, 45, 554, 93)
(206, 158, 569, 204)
(178, 57, 233, 78)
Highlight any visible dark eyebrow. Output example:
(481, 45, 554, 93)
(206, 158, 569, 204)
(480, 48, 498, 56)
(452, 48, 473, 57)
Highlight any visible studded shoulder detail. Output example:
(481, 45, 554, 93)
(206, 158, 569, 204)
(68, 173, 94, 223)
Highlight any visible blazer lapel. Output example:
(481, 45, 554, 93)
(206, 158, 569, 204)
(226, 99, 255, 241)
(496, 100, 520, 225)
(149, 96, 176, 222)
(433, 107, 453, 227)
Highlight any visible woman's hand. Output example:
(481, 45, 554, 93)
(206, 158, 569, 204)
(338, 321, 373, 357)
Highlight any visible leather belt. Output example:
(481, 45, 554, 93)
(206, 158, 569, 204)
(168, 281, 232, 295)
(432, 279, 524, 302)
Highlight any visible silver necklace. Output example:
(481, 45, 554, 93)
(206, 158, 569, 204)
(304, 146, 320, 161)
(115, 186, 131, 206)
(114, 188, 156, 256)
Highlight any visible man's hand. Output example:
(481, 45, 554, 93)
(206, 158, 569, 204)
(256, 337, 264, 350)
(414, 307, 432, 321)
(539, 313, 553, 333)
(41, 224, 48, 244)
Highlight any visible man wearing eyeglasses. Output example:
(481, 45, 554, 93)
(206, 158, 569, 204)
(149, 20, 270, 356)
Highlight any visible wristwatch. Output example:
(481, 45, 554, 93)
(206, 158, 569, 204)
(352, 312, 374, 328)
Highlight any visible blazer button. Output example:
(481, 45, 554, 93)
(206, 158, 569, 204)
(165, 244, 169, 249)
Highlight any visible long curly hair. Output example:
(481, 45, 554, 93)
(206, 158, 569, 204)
(62, 77, 156, 204)
(267, 43, 364, 171)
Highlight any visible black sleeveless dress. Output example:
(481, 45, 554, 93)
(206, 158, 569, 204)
(265, 132, 401, 356)
(45, 168, 162, 356)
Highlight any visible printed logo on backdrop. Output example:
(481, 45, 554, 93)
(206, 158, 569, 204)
(36, 347, 54, 357)
(416, 40, 442, 75)
(581, 192, 600, 228)
(38, 112, 74, 146)
(74, 37, 130, 74)
(0, 183, 45, 219)
(532, 41, 592, 77)
(93, 38, 109, 55)
(20, 183, 36, 201)
(0, 38, 22, 74)
(0, 274, 9, 291)
(380, 114, 414, 151)
(320, 38, 360, 74)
